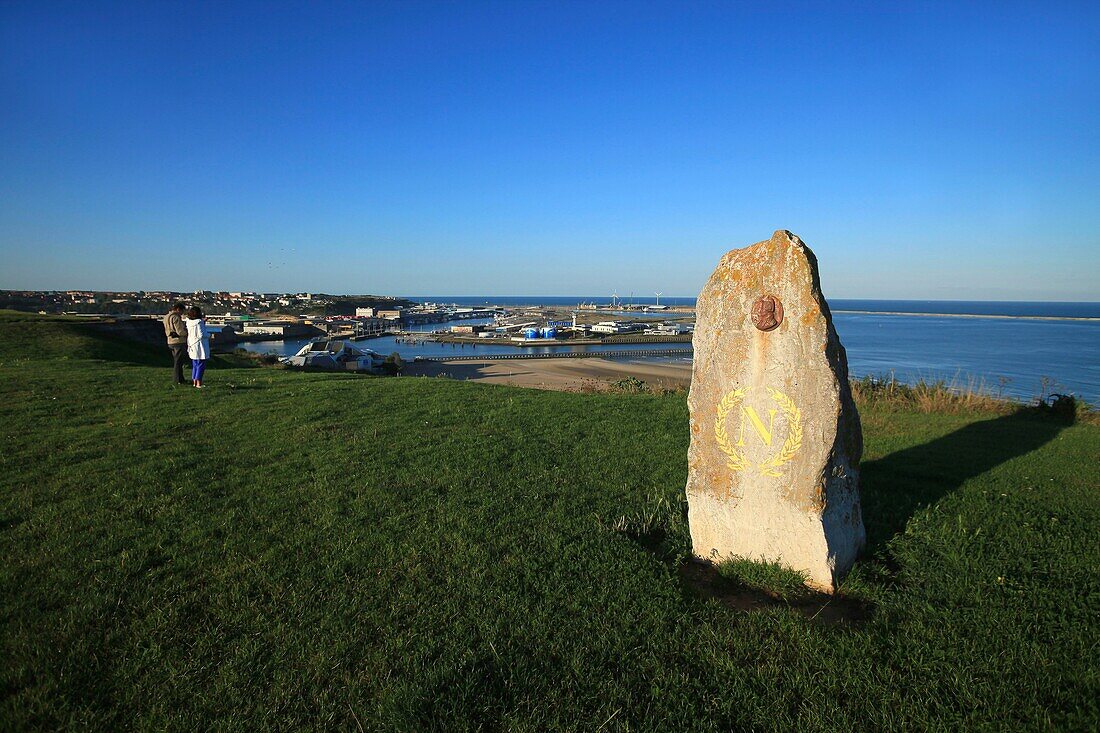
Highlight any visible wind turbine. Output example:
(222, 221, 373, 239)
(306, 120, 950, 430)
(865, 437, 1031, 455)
(655, 292, 663, 307)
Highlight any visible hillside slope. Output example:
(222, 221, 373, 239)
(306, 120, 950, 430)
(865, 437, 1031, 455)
(1, 315, 1097, 731)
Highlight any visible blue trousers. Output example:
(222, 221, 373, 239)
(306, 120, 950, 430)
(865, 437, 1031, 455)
(191, 359, 207, 382)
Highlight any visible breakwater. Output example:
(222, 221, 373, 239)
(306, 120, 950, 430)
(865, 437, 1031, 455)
(428, 333, 693, 346)
(418, 348, 693, 362)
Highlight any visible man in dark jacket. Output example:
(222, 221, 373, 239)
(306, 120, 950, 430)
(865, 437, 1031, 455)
(163, 303, 189, 385)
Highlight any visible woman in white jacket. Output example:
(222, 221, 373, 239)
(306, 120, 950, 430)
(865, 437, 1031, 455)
(184, 306, 211, 388)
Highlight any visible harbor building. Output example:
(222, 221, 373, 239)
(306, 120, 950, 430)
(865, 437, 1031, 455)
(643, 322, 693, 335)
(240, 321, 314, 338)
(590, 321, 642, 335)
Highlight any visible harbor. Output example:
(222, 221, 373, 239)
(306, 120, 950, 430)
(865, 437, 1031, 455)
(233, 303, 1100, 404)
(209, 296, 698, 352)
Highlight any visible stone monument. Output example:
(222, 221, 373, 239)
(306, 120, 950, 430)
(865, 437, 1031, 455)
(685, 230, 865, 592)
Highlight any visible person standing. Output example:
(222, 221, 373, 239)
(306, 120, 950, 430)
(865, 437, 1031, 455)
(162, 302, 189, 385)
(184, 306, 211, 388)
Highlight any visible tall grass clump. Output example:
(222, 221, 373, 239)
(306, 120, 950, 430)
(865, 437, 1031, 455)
(607, 491, 692, 562)
(851, 373, 1016, 414)
(852, 373, 1097, 423)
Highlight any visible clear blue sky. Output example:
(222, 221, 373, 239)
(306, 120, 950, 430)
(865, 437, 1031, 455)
(2, 1, 1098, 300)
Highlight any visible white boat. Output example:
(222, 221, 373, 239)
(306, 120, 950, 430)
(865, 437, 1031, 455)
(282, 340, 388, 373)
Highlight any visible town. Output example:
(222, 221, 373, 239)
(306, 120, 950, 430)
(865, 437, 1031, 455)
(0, 289, 696, 348)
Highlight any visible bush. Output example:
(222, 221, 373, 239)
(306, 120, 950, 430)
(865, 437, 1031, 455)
(610, 376, 649, 394)
(382, 351, 404, 375)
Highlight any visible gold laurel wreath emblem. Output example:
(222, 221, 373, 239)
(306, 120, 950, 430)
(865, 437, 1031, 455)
(714, 388, 748, 472)
(714, 387, 802, 476)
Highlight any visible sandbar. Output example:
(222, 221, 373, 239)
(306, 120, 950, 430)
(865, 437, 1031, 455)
(405, 357, 692, 392)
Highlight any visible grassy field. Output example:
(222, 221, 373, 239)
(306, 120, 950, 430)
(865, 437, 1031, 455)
(1, 313, 1098, 731)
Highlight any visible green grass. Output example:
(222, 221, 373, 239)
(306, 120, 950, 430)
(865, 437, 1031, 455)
(714, 557, 814, 602)
(1, 315, 1098, 731)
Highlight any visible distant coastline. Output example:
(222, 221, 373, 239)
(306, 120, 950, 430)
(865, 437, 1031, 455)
(413, 297, 1100, 320)
(833, 309, 1100, 322)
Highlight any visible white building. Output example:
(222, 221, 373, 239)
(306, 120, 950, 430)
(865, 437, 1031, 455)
(241, 321, 312, 337)
(590, 321, 639, 335)
(643, 322, 693, 335)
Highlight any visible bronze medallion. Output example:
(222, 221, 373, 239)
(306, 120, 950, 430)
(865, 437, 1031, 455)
(751, 295, 783, 332)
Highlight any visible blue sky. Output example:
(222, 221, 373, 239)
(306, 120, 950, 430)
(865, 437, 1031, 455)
(2, 1, 1098, 299)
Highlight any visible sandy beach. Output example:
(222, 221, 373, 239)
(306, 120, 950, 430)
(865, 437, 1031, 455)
(405, 357, 692, 392)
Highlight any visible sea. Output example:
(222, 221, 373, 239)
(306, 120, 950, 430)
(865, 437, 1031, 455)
(235, 298, 1100, 404)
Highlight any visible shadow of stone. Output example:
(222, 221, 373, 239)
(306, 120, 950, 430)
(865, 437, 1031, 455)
(618, 408, 1074, 625)
(859, 409, 1075, 554)
(678, 558, 874, 626)
(619, 524, 874, 626)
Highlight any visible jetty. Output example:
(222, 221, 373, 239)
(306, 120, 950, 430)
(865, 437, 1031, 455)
(416, 348, 692, 362)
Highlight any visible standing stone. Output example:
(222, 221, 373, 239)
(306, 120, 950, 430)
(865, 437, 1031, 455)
(685, 230, 864, 592)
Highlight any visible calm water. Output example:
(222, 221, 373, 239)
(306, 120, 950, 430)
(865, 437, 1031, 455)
(835, 313, 1098, 402)
(237, 300, 1100, 403)
(649, 313, 1099, 403)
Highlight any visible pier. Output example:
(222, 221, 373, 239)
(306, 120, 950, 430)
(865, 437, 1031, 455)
(416, 348, 693, 362)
